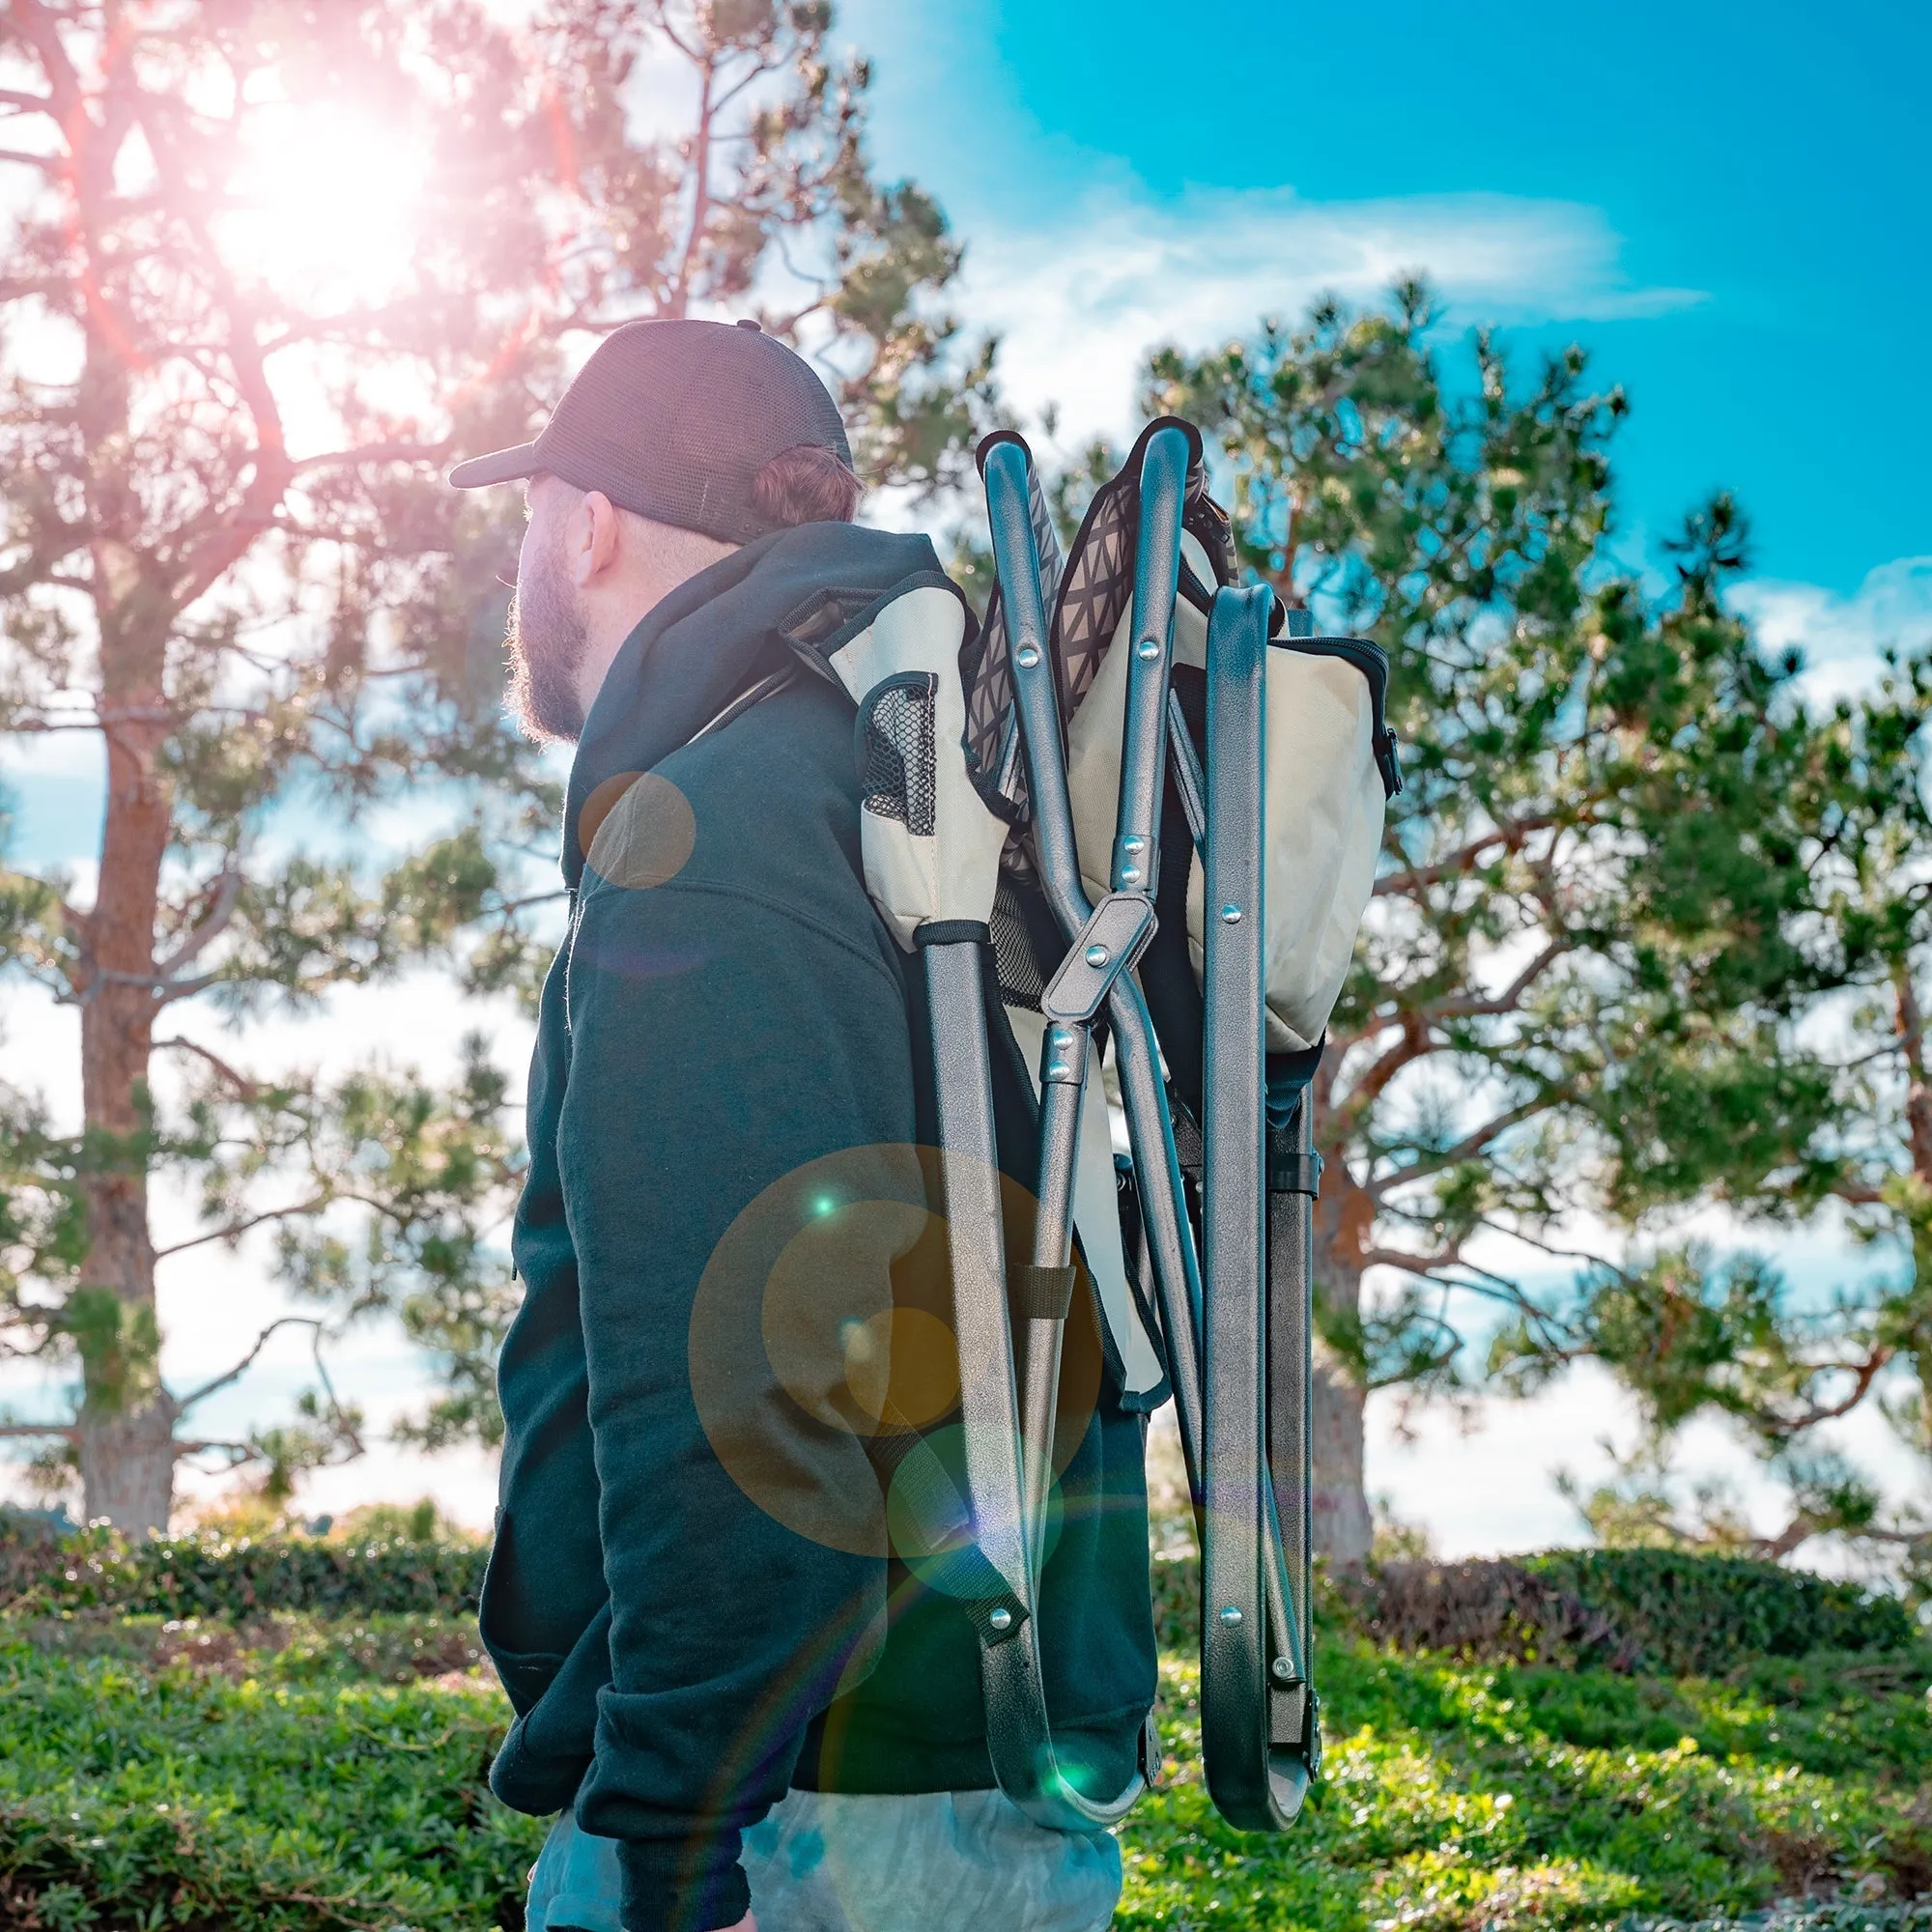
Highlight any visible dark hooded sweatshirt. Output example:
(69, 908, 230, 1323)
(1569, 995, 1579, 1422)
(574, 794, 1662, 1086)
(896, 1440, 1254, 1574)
(481, 522, 1157, 1932)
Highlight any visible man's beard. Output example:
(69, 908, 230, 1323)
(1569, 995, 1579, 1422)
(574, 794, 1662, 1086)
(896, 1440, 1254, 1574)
(506, 531, 589, 744)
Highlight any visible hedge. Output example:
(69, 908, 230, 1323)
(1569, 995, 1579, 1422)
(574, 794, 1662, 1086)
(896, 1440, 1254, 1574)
(1175, 1546, 1915, 1675)
(0, 1634, 537, 1931)
(4, 1515, 1914, 1676)
(0, 1517, 487, 1622)
(1523, 1548, 1917, 1674)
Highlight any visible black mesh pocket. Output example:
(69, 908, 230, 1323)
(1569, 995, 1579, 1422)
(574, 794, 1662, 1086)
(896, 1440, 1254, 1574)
(857, 673, 938, 838)
(989, 875, 1050, 1010)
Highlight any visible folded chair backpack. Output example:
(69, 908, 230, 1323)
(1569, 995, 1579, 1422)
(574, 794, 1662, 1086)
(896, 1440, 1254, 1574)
(772, 420, 1397, 1835)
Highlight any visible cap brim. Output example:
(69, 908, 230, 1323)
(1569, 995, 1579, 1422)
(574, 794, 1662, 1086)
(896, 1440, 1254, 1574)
(446, 441, 542, 489)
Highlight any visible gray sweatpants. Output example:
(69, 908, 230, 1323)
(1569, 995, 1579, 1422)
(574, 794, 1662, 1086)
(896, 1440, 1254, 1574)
(526, 1787, 1122, 1932)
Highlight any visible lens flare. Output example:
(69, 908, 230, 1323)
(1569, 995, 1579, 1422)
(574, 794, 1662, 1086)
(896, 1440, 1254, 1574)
(219, 101, 432, 305)
(689, 1145, 1107, 1561)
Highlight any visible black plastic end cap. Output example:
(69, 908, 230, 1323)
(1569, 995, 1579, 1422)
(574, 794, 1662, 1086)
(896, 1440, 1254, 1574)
(975, 429, 1034, 480)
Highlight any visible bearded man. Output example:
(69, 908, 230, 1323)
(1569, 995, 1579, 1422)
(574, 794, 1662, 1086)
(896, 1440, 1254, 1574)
(448, 319, 1155, 1932)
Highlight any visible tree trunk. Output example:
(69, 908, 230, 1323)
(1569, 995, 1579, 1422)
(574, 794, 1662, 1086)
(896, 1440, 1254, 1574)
(73, 601, 177, 1535)
(76, 1399, 180, 1536)
(1310, 1130, 1376, 1566)
(1311, 1349, 1372, 1565)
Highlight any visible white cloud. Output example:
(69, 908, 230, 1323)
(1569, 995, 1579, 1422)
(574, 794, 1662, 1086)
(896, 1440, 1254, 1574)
(1732, 554, 1932, 707)
(954, 187, 1705, 448)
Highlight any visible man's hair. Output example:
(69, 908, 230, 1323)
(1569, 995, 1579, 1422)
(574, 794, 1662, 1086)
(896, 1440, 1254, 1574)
(750, 444, 863, 527)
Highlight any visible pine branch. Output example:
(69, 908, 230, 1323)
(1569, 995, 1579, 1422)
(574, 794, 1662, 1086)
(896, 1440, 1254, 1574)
(1370, 1094, 1563, 1200)
(646, 0, 704, 66)
(1376, 813, 1564, 897)
(152, 971, 222, 1007)
(668, 43, 716, 320)
(153, 1198, 331, 1262)
(151, 868, 242, 982)
(1358, 1243, 1463, 1276)
(71, 966, 221, 1007)
(1486, 1222, 1633, 1278)
(1828, 1179, 1889, 1208)
(1418, 938, 1574, 1024)
(176, 1316, 325, 1414)
(10, 5, 84, 128)
(1760, 1347, 1894, 1439)
(1758, 1508, 1833, 1561)
(131, 107, 295, 613)
(288, 439, 451, 476)
(153, 1035, 261, 1100)
(0, 865, 83, 934)
(1334, 1015, 1433, 1122)
(710, 53, 781, 118)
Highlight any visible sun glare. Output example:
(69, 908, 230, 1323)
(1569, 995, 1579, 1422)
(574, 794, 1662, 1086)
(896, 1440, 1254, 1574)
(222, 102, 432, 306)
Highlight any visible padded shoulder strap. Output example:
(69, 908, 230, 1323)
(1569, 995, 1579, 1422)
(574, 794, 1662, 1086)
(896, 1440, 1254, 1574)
(823, 583, 1009, 951)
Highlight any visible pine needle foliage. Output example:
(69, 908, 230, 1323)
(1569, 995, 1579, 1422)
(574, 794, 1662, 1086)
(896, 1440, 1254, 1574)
(0, 0, 992, 1529)
(1149, 285, 1913, 1560)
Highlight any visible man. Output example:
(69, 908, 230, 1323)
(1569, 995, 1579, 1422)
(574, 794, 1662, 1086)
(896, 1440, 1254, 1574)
(449, 319, 1156, 1932)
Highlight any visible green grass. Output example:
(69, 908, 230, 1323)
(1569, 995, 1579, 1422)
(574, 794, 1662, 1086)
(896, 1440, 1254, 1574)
(1117, 1641, 1932, 1930)
(0, 1620, 541, 1931)
(2, 1608, 1930, 1930)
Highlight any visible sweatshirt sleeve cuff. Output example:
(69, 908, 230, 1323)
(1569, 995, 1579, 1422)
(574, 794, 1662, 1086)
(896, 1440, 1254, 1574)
(617, 1834, 751, 1932)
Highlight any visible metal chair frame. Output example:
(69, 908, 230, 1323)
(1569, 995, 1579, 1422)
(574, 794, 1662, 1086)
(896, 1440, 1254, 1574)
(905, 427, 1321, 1835)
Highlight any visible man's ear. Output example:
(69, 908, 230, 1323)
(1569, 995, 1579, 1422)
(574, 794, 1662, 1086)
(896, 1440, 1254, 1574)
(570, 489, 623, 588)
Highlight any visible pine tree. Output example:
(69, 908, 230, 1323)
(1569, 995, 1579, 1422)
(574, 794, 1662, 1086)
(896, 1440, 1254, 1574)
(1509, 649, 1932, 1565)
(0, 0, 989, 1532)
(1151, 286, 1843, 1561)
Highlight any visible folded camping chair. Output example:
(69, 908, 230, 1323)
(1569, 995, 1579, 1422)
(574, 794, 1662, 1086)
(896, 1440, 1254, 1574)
(790, 419, 1396, 1835)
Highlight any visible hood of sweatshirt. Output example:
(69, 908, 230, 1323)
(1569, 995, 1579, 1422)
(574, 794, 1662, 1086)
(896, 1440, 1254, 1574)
(559, 521, 952, 889)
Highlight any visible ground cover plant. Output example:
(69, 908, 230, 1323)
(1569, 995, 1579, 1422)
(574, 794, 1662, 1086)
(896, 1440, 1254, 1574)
(3, 1524, 1930, 1930)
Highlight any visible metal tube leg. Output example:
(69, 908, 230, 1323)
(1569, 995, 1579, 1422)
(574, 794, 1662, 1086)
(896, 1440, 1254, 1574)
(1200, 582, 1309, 1832)
(1021, 1019, 1088, 1581)
(1112, 424, 1192, 896)
(983, 434, 1207, 1506)
(954, 444, 1155, 1829)
(1267, 1096, 1317, 1682)
(924, 938, 1141, 1833)
(1109, 980, 1205, 1502)
(921, 935, 1031, 1621)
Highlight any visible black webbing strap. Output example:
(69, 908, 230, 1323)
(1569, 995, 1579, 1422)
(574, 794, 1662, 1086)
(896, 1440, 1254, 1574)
(1172, 1108, 1203, 1186)
(1009, 1263, 1077, 1321)
(913, 919, 993, 948)
(1266, 1128, 1323, 1197)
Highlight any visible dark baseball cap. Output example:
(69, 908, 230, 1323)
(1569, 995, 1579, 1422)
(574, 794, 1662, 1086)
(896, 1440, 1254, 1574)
(447, 317, 854, 545)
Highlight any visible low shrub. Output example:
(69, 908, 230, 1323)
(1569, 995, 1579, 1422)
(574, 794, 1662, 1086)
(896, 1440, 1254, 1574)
(1338, 1548, 1914, 1676)
(1153, 1540, 1914, 1676)
(12, 1610, 486, 1686)
(0, 1629, 536, 1931)
(1524, 1548, 1916, 1674)
(7, 1513, 1916, 1682)
(0, 1518, 487, 1622)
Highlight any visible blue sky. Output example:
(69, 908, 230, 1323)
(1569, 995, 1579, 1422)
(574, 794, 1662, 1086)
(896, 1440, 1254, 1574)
(844, 0, 1929, 601)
